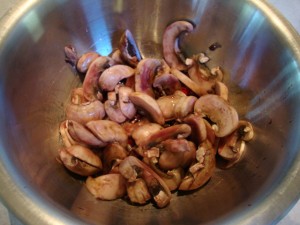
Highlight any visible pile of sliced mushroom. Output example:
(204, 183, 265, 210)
(59, 20, 254, 208)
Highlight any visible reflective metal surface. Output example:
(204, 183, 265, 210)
(0, 0, 300, 224)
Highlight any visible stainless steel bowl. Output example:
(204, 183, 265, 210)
(0, 0, 300, 224)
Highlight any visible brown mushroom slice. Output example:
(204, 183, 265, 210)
(217, 144, 246, 169)
(194, 94, 239, 137)
(126, 178, 152, 205)
(129, 92, 165, 125)
(158, 139, 196, 170)
(118, 86, 137, 120)
(161, 168, 184, 191)
(59, 120, 77, 147)
(65, 120, 106, 147)
(109, 49, 125, 64)
(65, 100, 106, 124)
(179, 140, 216, 191)
(86, 120, 128, 147)
(77, 51, 100, 73)
(86, 174, 126, 200)
(132, 123, 163, 146)
(119, 156, 172, 208)
(70, 88, 87, 105)
(171, 68, 208, 96)
(238, 120, 254, 141)
(58, 145, 102, 176)
(163, 21, 194, 70)
(156, 92, 185, 121)
(99, 65, 135, 92)
(104, 92, 127, 123)
(64, 45, 78, 67)
(183, 114, 207, 145)
(83, 56, 115, 102)
(174, 95, 197, 121)
(153, 73, 182, 96)
(135, 58, 163, 97)
(210, 66, 224, 82)
(214, 81, 229, 101)
(141, 124, 192, 148)
(102, 143, 128, 173)
(119, 29, 142, 67)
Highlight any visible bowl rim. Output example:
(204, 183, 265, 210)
(0, 0, 300, 224)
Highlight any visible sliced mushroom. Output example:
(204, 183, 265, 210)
(140, 124, 192, 148)
(86, 174, 126, 200)
(99, 65, 135, 92)
(214, 81, 229, 101)
(132, 123, 163, 146)
(119, 29, 142, 67)
(58, 145, 102, 176)
(174, 95, 197, 121)
(119, 156, 172, 208)
(86, 120, 128, 147)
(135, 58, 162, 97)
(70, 88, 87, 105)
(158, 139, 196, 170)
(104, 91, 127, 123)
(156, 92, 185, 121)
(153, 73, 182, 96)
(183, 114, 207, 145)
(194, 94, 239, 137)
(161, 168, 184, 191)
(64, 45, 78, 67)
(163, 20, 194, 70)
(118, 86, 137, 120)
(126, 178, 152, 205)
(77, 51, 100, 73)
(179, 140, 215, 191)
(109, 49, 125, 64)
(102, 143, 128, 173)
(63, 120, 106, 147)
(65, 100, 106, 124)
(171, 68, 208, 96)
(129, 92, 165, 125)
(82, 56, 115, 102)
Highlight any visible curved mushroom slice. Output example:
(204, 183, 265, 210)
(63, 120, 106, 147)
(156, 92, 184, 121)
(171, 68, 209, 96)
(59, 120, 76, 147)
(102, 143, 128, 173)
(153, 73, 182, 96)
(118, 86, 137, 120)
(183, 114, 207, 145)
(141, 124, 192, 148)
(86, 174, 126, 200)
(104, 92, 127, 123)
(210, 66, 224, 82)
(126, 178, 152, 205)
(161, 168, 184, 191)
(65, 100, 106, 124)
(158, 139, 196, 170)
(77, 51, 100, 73)
(86, 120, 128, 147)
(99, 65, 135, 92)
(119, 29, 142, 67)
(129, 92, 165, 125)
(163, 20, 194, 70)
(64, 45, 78, 67)
(83, 56, 115, 102)
(109, 49, 125, 64)
(174, 95, 197, 121)
(214, 81, 229, 101)
(132, 123, 163, 146)
(119, 156, 172, 208)
(237, 120, 254, 141)
(194, 94, 239, 137)
(58, 145, 102, 176)
(179, 140, 216, 191)
(135, 58, 162, 97)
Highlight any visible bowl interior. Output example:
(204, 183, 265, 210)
(1, 0, 300, 224)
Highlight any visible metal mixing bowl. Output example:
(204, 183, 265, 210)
(0, 0, 300, 224)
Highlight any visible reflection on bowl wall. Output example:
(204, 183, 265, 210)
(0, 0, 300, 224)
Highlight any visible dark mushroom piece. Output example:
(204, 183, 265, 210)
(76, 51, 100, 73)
